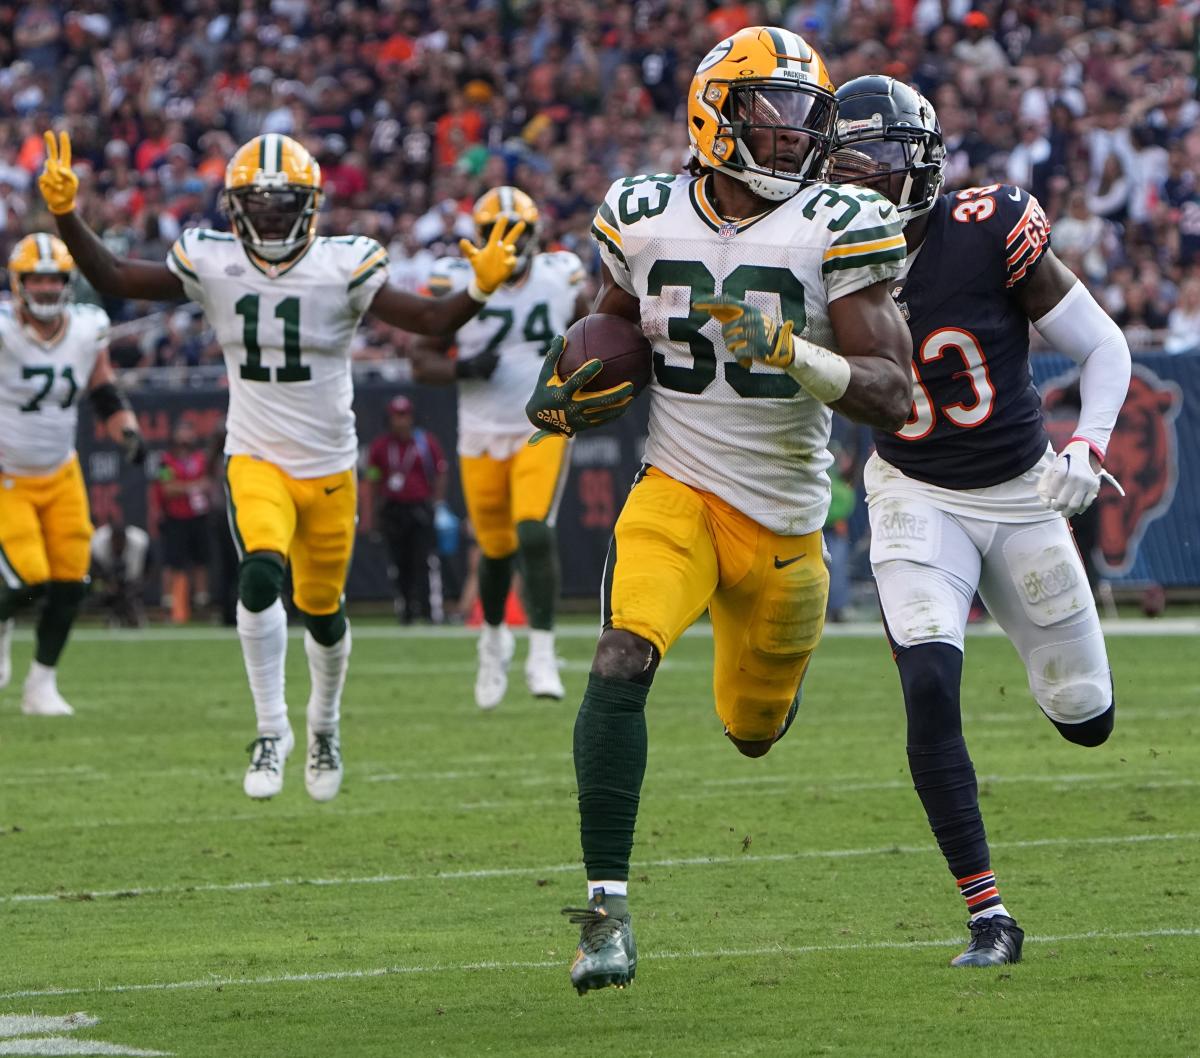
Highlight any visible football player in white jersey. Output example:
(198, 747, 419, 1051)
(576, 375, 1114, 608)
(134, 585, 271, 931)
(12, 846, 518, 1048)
(525, 28, 915, 993)
(410, 187, 589, 709)
(39, 130, 524, 800)
(0, 234, 145, 716)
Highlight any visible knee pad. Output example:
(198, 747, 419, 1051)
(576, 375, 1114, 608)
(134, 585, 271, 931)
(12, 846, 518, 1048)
(894, 642, 964, 746)
(238, 553, 285, 613)
(303, 606, 347, 647)
(593, 630, 661, 686)
(515, 519, 554, 562)
(1050, 702, 1114, 747)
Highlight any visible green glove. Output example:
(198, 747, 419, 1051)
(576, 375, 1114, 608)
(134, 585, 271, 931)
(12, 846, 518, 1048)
(694, 293, 794, 368)
(525, 335, 635, 444)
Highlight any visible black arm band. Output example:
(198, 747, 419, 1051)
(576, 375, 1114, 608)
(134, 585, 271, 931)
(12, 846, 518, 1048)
(89, 382, 131, 420)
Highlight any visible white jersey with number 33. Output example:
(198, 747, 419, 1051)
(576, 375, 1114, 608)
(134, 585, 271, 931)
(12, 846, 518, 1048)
(167, 230, 389, 477)
(591, 172, 905, 536)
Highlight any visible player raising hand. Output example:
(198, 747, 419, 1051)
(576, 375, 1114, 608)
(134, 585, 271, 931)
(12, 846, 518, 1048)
(39, 129, 524, 802)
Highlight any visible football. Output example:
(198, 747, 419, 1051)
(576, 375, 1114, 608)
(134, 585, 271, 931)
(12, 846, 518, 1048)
(555, 313, 653, 396)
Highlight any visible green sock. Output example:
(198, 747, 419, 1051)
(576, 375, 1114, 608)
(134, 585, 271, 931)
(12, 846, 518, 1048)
(516, 520, 558, 631)
(35, 581, 88, 667)
(478, 553, 514, 627)
(574, 673, 650, 881)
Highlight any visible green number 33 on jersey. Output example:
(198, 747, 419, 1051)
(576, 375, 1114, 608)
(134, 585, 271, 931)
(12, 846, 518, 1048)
(235, 293, 310, 382)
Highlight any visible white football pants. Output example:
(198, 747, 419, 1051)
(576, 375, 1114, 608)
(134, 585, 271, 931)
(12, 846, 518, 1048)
(865, 451, 1112, 726)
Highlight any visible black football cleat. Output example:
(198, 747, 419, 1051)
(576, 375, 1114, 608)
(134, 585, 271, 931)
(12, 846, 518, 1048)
(950, 914, 1024, 967)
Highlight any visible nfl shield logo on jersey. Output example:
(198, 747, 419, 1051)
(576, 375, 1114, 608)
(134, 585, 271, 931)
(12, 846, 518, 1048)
(718, 222, 738, 239)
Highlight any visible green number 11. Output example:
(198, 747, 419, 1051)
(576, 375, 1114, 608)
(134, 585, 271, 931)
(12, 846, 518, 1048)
(235, 294, 310, 382)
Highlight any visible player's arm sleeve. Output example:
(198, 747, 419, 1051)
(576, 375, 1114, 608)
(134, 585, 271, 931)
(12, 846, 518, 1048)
(346, 238, 392, 314)
(1031, 280, 1130, 459)
(165, 231, 205, 304)
(995, 186, 1051, 289)
(821, 193, 908, 302)
(590, 183, 635, 296)
(559, 251, 587, 288)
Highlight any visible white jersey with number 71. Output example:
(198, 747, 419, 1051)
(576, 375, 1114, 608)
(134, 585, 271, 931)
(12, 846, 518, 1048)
(166, 228, 390, 478)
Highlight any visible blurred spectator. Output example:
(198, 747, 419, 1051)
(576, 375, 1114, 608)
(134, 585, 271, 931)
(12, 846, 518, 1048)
(90, 520, 150, 629)
(206, 423, 238, 628)
(824, 447, 857, 623)
(364, 396, 448, 624)
(159, 420, 211, 623)
(1164, 276, 1200, 355)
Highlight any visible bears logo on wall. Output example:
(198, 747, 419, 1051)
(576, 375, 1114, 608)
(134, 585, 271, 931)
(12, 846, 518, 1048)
(1043, 364, 1182, 576)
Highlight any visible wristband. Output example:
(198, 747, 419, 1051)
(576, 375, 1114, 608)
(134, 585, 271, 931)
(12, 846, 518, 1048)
(783, 335, 852, 404)
(467, 279, 490, 303)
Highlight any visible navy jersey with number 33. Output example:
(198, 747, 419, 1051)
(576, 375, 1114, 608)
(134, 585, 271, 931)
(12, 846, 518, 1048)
(873, 184, 1052, 489)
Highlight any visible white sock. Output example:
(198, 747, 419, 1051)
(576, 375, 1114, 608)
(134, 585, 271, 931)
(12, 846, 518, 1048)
(971, 904, 1012, 923)
(588, 879, 628, 901)
(527, 628, 555, 658)
(24, 659, 57, 690)
(237, 600, 289, 736)
(480, 622, 508, 646)
(305, 624, 351, 734)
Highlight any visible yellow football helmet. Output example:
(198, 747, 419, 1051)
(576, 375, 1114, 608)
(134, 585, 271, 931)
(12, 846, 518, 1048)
(8, 233, 75, 321)
(472, 186, 539, 275)
(222, 133, 323, 262)
(688, 26, 836, 201)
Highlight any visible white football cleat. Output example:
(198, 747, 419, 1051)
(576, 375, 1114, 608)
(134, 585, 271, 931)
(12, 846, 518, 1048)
(243, 728, 295, 799)
(305, 728, 343, 802)
(0, 619, 12, 691)
(21, 661, 74, 716)
(475, 623, 514, 710)
(525, 630, 564, 700)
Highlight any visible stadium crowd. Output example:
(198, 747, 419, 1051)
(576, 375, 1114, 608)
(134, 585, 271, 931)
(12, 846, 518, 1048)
(1, 0, 1198, 366)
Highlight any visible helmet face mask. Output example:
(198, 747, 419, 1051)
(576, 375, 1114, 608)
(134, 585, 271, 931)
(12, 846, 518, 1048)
(828, 77, 946, 219)
(689, 27, 837, 202)
(8, 234, 74, 322)
(223, 135, 323, 263)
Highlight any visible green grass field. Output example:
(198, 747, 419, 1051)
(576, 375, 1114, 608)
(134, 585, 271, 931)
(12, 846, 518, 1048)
(1, 620, 1198, 1057)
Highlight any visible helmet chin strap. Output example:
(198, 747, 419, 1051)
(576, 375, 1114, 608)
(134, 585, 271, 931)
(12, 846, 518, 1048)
(729, 139, 806, 202)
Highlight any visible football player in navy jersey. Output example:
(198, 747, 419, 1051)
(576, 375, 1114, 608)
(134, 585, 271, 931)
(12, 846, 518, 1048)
(829, 77, 1132, 967)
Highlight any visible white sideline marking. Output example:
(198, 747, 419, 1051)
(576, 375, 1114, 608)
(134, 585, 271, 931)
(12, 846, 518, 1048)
(8, 617, 1200, 644)
(0, 1014, 170, 1056)
(3, 831, 1194, 907)
(1, 928, 1196, 1001)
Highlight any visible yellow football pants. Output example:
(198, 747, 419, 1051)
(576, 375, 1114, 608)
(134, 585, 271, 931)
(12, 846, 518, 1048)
(224, 455, 357, 615)
(0, 455, 93, 587)
(606, 468, 829, 742)
(459, 435, 570, 558)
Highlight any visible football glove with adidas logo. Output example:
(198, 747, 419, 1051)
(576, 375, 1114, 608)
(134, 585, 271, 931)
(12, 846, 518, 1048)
(525, 335, 634, 444)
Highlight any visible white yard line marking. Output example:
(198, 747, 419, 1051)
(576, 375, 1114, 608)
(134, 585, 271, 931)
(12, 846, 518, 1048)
(8, 618, 1200, 644)
(0, 1018, 98, 1040)
(3, 831, 1194, 907)
(0, 1014, 170, 1057)
(0, 1039, 171, 1056)
(1, 928, 1196, 1001)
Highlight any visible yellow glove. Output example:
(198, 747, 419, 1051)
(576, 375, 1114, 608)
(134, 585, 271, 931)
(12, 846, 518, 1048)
(38, 130, 79, 216)
(695, 294, 794, 369)
(459, 215, 527, 301)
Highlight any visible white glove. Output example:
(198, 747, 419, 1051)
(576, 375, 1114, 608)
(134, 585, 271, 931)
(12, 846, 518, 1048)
(1038, 439, 1103, 518)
